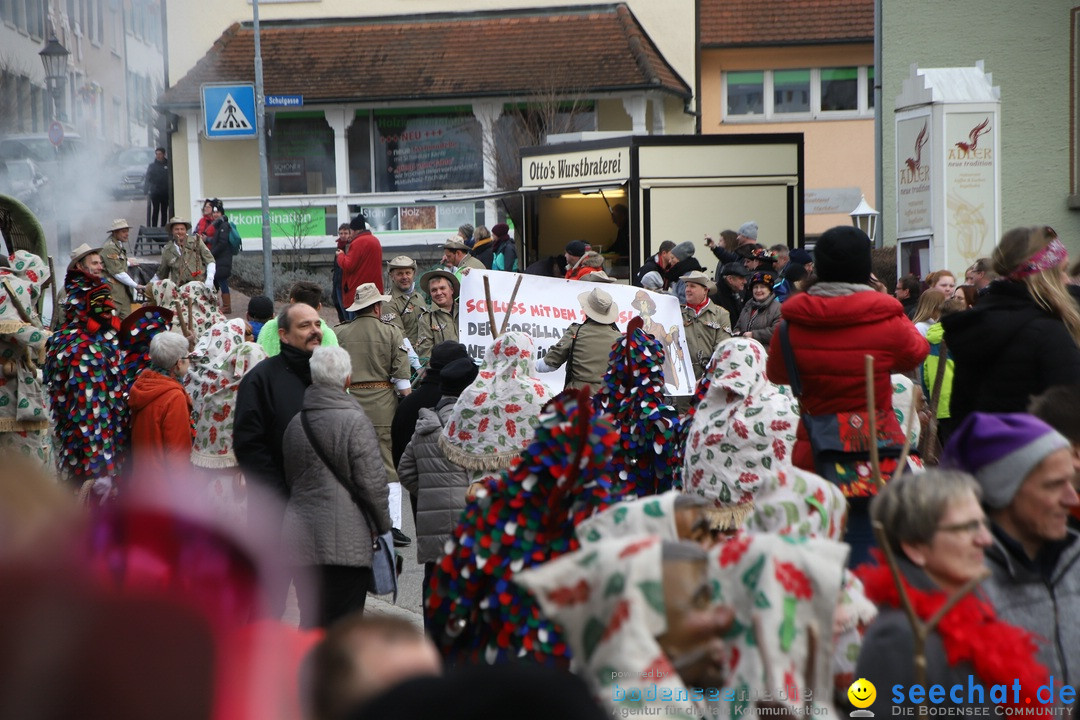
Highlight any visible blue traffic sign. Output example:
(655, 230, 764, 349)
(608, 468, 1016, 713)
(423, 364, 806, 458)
(202, 84, 257, 140)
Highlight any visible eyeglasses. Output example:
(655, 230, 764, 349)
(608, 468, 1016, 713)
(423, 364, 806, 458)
(936, 517, 991, 535)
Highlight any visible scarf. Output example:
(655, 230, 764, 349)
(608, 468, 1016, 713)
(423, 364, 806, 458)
(806, 282, 875, 298)
(858, 556, 1051, 714)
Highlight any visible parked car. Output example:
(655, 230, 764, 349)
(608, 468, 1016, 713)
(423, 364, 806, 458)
(0, 133, 87, 193)
(108, 146, 156, 199)
(0, 159, 49, 214)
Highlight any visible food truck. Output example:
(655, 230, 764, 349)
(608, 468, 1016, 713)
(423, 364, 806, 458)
(517, 133, 804, 279)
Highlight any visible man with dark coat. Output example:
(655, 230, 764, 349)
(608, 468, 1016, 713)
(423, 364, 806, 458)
(711, 262, 748, 322)
(144, 147, 170, 227)
(234, 302, 322, 614)
(633, 240, 676, 290)
(391, 341, 470, 467)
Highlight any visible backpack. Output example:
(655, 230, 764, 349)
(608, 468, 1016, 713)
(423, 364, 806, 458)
(229, 224, 242, 255)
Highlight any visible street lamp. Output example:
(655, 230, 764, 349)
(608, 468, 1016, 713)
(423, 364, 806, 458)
(39, 34, 70, 122)
(850, 194, 880, 245)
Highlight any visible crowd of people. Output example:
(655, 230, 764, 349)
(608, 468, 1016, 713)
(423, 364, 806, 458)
(1, 210, 1079, 720)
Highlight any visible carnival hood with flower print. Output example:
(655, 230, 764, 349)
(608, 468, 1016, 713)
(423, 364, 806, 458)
(683, 338, 799, 525)
(187, 319, 267, 468)
(439, 331, 548, 481)
(515, 535, 704, 718)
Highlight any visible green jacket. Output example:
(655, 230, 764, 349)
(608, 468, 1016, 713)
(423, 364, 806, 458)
(922, 321, 954, 419)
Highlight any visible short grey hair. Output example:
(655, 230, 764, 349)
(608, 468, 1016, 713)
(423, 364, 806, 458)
(310, 346, 352, 388)
(149, 331, 189, 369)
(870, 470, 982, 556)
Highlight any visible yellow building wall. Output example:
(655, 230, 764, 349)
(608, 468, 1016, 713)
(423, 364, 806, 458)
(701, 45, 875, 237)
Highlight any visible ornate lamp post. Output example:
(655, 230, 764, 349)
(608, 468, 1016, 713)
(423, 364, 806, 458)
(39, 35, 70, 122)
(850, 194, 880, 246)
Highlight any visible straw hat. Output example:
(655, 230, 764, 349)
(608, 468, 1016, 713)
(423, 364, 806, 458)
(577, 288, 619, 324)
(679, 270, 716, 293)
(346, 283, 392, 312)
(166, 216, 191, 231)
(420, 269, 460, 295)
(107, 218, 131, 233)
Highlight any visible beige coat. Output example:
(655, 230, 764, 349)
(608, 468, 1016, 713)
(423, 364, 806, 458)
(416, 302, 459, 363)
(682, 301, 732, 380)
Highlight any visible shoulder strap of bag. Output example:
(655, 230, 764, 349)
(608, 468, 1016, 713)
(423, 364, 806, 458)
(778, 319, 803, 398)
(299, 410, 378, 534)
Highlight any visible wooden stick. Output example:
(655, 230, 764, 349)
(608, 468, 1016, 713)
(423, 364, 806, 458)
(48, 256, 59, 331)
(1, 278, 36, 326)
(865, 355, 883, 490)
(895, 389, 919, 477)
(482, 274, 498, 337)
(499, 275, 523, 336)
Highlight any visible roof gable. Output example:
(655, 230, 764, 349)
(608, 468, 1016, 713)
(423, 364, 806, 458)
(161, 4, 691, 109)
(701, 0, 873, 48)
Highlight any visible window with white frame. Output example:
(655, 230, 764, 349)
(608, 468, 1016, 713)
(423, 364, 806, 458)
(724, 66, 874, 121)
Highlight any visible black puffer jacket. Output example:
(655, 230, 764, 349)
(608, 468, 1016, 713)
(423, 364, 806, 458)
(210, 216, 234, 278)
(943, 279, 1080, 424)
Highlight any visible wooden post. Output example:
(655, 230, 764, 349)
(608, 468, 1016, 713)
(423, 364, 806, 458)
(482, 274, 498, 338)
(865, 355, 883, 490)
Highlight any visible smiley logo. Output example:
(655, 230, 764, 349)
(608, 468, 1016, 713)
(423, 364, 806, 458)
(848, 678, 877, 710)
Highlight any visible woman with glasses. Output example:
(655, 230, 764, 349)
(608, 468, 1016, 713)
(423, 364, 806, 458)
(944, 226, 1080, 427)
(854, 470, 1048, 715)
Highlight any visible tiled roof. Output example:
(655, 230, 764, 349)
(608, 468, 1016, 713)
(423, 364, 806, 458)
(701, 0, 873, 47)
(161, 4, 691, 108)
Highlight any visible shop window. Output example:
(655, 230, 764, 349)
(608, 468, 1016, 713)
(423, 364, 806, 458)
(267, 112, 335, 196)
(372, 107, 483, 193)
(347, 111, 372, 194)
(866, 66, 875, 109)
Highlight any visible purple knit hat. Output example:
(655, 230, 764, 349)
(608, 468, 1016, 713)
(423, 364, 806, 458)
(940, 412, 1069, 509)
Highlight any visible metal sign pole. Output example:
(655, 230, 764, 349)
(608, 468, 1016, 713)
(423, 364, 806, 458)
(252, 0, 273, 299)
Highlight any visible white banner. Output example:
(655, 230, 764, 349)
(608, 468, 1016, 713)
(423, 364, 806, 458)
(458, 271, 695, 395)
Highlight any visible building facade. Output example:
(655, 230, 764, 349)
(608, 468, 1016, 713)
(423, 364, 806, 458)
(0, 0, 166, 152)
(159, 3, 695, 251)
(883, 1, 1078, 260)
(699, 0, 874, 239)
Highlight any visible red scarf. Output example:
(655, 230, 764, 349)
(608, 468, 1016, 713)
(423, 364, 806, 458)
(687, 298, 710, 315)
(858, 556, 1052, 713)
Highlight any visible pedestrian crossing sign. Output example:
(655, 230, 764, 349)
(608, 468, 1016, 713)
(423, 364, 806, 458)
(202, 83, 257, 140)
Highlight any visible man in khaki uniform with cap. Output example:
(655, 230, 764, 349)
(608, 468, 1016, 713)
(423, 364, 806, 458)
(381, 255, 424, 371)
(536, 288, 622, 390)
(441, 236, 485, 279)
(101, 218, 143, 318)
(337, 282, 413, 545)
(680, 270, 732, 381)
(152, 216, 216, 287)
(415, 269, 460, 367)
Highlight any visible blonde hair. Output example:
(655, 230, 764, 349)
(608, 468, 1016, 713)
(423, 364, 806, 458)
(993, 226, 1080, 343)
(911, 289, 947, 325)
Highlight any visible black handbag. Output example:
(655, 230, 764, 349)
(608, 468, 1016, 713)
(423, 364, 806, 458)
(777, 320, 909, 496)
(300, 410, 397, 600)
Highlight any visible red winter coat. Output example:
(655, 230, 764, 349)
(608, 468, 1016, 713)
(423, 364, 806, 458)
(337, 229, 384, 298)
(766, 289, 929, 471)
(128, 369, 194, 491)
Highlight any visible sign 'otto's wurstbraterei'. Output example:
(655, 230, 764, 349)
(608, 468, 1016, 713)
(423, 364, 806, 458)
(521, 148, 629, 188)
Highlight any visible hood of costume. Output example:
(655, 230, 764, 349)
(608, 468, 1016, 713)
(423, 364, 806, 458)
(439, 332, 549, 483)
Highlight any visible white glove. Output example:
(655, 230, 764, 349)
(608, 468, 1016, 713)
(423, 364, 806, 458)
(536, 357, 555, 373)
(150, 274, 160, 284)
(205, 261, 216, 289)
(114, 271, 139, 289)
